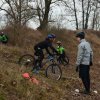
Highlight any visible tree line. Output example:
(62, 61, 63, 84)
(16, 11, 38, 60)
(0, 0, 100, 31)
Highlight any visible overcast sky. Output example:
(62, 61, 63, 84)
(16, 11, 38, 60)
(0, 0, 78, 30)
(0, 0, 89, 30)
(28, 6, 76, 30)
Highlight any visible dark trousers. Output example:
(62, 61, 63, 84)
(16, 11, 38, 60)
(79, 64, 90, 92)
(34, 47, 44, 69)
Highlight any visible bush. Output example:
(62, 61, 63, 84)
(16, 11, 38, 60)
(0, 26, 42, 49)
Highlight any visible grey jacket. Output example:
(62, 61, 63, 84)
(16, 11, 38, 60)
(76, 39, 93, 66)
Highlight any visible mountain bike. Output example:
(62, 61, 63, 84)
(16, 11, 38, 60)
(18, 54, 69, 80)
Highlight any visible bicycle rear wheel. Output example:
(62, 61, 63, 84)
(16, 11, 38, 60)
(18, 54, 34, 67)
(45, 64, 62, 80)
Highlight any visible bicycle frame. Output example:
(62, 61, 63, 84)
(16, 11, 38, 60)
(42, 56, 57, 67)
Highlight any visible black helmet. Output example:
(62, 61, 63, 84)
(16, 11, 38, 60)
(76, 32, 85, 39)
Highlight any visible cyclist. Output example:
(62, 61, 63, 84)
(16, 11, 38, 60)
(33, 34, 58, 73)
(56, 41, 68, 65)
(0, 32, 8, 44)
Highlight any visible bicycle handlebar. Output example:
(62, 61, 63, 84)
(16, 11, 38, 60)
(48, 56, 54, 61)
(47, 53, 59, 62)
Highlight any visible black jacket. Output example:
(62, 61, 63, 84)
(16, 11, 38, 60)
(34, 39, 57, 55)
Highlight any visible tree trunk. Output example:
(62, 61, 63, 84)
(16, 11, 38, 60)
(19, 0, 22, 27)
(37, 0, 52, 30)
(92, 2, 98, 30)
(84, 0, 91, 29)
(73, 0, 78, 30)
(82, 0, 85, 29)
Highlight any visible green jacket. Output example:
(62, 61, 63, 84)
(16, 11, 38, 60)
(0, 34, 8, 42)
(57, 46, 65, 54)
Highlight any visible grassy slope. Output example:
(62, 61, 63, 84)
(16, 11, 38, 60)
(0, 30, 100, 100)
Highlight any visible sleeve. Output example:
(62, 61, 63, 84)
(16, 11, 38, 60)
(45, 47, 52, 55)
(76, 45, 85, 66)
(49, 45, 58, 54)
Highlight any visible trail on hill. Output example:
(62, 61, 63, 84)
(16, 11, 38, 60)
(0, 30, 100, 100)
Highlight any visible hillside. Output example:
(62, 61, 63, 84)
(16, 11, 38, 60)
(0, 29, 100, 100)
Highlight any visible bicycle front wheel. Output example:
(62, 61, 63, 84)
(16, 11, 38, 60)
(18, 54, 34, 67)
(45, 64, 62, 80)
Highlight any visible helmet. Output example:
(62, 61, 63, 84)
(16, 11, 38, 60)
(47, 34, 56, 39)
(57, 41, 61, 44)
(76, 32, 85, 39)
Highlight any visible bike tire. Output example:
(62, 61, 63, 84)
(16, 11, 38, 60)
(45, 64, 62, 80)
(18, 54, 34, 67)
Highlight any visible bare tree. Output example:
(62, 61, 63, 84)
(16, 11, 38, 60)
(58, 0, 79, 30)
(63, 0, 100, 30)
(0, 0, 35, 29)
(95, 12, 100, 30)
(34, 0, 66, 30)
(84, 0, 92, 29)
(91, 1, 98, 29)
(82, 0, 85, 29)
(72, 0, 79, 30)
(36, 0, 54, 30)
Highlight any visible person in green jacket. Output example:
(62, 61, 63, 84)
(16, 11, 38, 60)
(0, 32, 8, 44)
(56, 41, 67, 65)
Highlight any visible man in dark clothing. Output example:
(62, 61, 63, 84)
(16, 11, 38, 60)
(76, 32, 93, 94)
(33, 34, 58, 73)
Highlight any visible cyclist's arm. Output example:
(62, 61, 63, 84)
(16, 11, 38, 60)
(45, 47, 52, 56)
(49, 45, 58, 55)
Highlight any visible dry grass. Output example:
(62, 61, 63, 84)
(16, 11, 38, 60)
(0, 28, 100, 100)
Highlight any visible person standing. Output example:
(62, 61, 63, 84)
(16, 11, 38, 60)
(76, 32, 93, 94)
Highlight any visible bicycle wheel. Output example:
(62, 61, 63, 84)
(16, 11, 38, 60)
(18, 54, 34, 67)
(45, 64, 62, 80)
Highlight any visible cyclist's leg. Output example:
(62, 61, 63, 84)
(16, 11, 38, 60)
(60, 54, 65, 64)
(38, 50, 44, 69)
(33, 49, 41, 73)
(57, 55, 62, 64)
(34, 48, 44, 70)
(33, 48, 40, 69)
